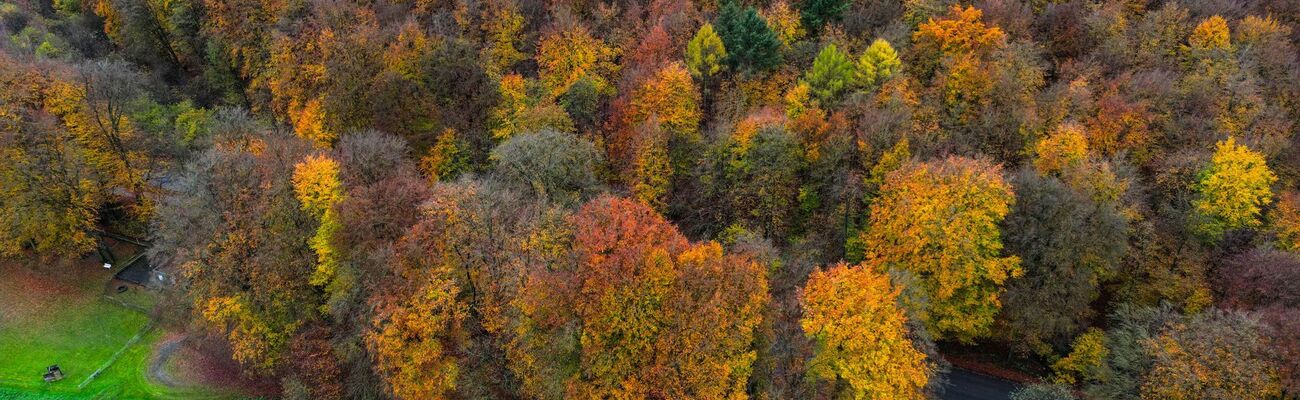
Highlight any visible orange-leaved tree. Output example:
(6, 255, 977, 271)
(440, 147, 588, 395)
(365, 206, 468, 400)
(516, 196, 768, 398)
(626, 62, 702, 143)
(1272, 191, 1300, 252)
(655, 241, 769, 398)
(910, 5, 1005, 80)
(568, 195, 686, 397)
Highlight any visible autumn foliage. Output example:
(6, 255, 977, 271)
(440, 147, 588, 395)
(858, 156, 1021, 342)
(562, 196, 768, 398)
(1192, 137, 1277, 241)
(802, 262, 930, 398)
(3, 0, 1299, 398)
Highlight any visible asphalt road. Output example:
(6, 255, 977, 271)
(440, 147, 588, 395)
(942, 368, 1020, 400)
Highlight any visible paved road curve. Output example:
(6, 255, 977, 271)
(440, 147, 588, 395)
(942, 368, 1019, 400)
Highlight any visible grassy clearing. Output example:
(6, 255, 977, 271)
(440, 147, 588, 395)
(0, 259, 232, 399)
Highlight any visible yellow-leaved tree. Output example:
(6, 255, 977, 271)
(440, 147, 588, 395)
(368, 280, 463, 399)
(551, 196, 768, 398)
(855, 38, 902, 90)
(537, 24, 618, 99)
(1189, 15, 1232, 53)
(1051, 328, 1108, 385)
(622, 62, 701, 211)
(1192, 137, 1276, 241)
(480, 0, 526, 77)
(684, 23, 727, 80)
(627, 62, 702, 141)
(856, 156, 1020, 342)
(488, 73, 574, 140)
(292, 154, 345, 288)
(0, 57, 103, 258)
(761, 0, 805, 47)
(1033, 122, 1089, 175)
(802, 261, 930, 398)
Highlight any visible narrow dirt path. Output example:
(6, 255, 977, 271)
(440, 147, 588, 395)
(148, 335, 186, 388)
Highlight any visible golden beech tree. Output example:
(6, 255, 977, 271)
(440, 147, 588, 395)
(1192, 137, 1277, 241)
(480, 0, 527, 77)
(802, 262, 930, 399)
(0, 142, 101, 257)
(366, 215, 467, 400)
(289, 98, 331, 146)
(909, 6, 1020, 147)
(291, 154, 344, 218)
(537, 24, 618, 99)
(265, 26, 331, 146)
(866, 138, 912, 194)
(620, 63, 701, 210)
(631, 135, 673, 212)
(656, 242, 768, 399)
(491, 74, 533, 140)
(292, 154, 345, 288)
(783, 81, 814, 120)
(489, 73, 575, 140)
(383, 22, 435, 82)
(1183, 15, 1248, 139)
(761, 0, 805, 47)
(939, 54, 995, 124)
(1031, 122, 1129, 206)
(420, 128, 470, 183)
(627, 62, 702, 141)
(368, 280, 463, 400)
(912, 4, 1005, 55)
(857, 156, 1021, 342)
(1189, 15, 1232, 53)
(0, 57, 102, 257)
(200, 294, 297, 371)
(568, 195, 687, 397)
(1034, 122, 1090, 175)
(1051, 328, 1108, 385)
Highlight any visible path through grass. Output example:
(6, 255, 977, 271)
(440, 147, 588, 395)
(0, 259, 228, 399)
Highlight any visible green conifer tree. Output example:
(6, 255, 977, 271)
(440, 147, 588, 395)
(716, 2, 783, 72)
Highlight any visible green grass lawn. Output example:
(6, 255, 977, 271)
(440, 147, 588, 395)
(0, 258, 232, 399)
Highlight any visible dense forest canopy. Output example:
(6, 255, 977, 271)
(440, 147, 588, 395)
(1, 0, 1299, 397)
